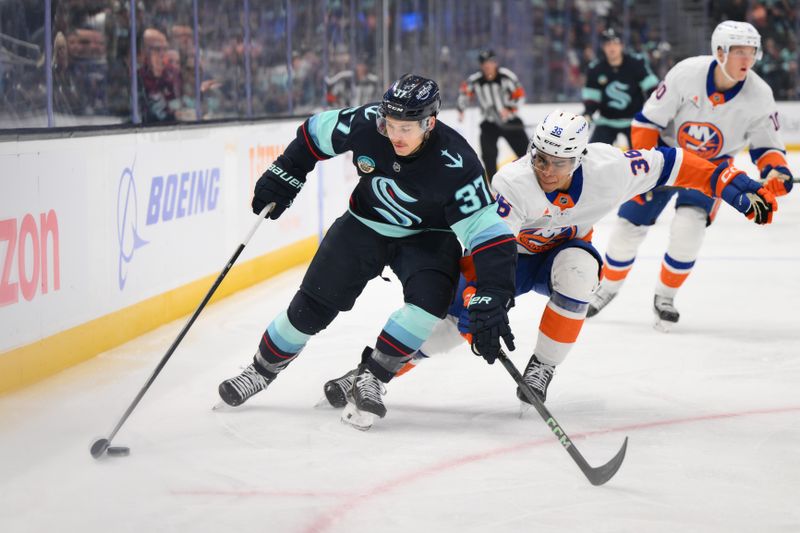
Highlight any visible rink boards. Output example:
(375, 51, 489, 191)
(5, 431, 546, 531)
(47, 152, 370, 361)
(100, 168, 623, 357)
(1, 102, 799, 393)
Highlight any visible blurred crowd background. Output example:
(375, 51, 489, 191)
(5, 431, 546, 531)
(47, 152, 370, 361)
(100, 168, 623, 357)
(1, 0, 797, 130)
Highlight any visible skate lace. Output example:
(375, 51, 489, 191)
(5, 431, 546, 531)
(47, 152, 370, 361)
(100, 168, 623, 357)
(336, 370, 356, 389)
(355, 369, 386, 403)
(523, 361, 555, 394)
(229, 365, 269, 398)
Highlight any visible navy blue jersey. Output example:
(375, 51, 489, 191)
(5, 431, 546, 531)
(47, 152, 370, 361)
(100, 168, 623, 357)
(274, 103, 516, 296)
(306, 104, 510, 250)
(582, 53, 659, 125)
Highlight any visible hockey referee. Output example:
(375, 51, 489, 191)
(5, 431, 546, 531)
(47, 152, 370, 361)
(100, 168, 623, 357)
(457, 49, 529, 179)
(582, 28, 660, 147)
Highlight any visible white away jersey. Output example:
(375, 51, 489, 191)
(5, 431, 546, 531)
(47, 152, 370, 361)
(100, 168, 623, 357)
(492, 143, 687, 255)
(632, 56, 784, 161)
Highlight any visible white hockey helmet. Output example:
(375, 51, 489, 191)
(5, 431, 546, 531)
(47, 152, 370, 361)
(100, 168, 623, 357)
(711, 20, 762, 61)
(530, 109, 589, 172)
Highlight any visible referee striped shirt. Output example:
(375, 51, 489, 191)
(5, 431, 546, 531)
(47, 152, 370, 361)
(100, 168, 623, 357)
(457, 67, 526, 124)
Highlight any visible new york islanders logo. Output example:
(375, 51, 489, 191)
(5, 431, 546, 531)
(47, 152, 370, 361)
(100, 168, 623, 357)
(517, 226, 578, 253)
(677, 122, 723, 160)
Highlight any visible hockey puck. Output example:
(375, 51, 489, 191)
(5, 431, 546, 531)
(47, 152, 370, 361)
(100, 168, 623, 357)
(106, 446, 130, 457)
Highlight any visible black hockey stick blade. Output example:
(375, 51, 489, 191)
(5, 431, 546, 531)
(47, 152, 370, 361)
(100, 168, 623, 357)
(90, 438, 110, 458)
(497, 350, 628, 486)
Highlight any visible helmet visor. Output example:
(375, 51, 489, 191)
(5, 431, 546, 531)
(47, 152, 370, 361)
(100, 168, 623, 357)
(376, 107, 434, 137)
(531, 149, 577, 175)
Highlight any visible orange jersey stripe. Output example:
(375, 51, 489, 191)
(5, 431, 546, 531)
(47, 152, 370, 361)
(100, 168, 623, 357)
(672, 149, 719, 196)
(659, 266, 691, 289)
(631, 125, 659, 150)
(539, 306, 585, 344)
(510, 87, 525, 100)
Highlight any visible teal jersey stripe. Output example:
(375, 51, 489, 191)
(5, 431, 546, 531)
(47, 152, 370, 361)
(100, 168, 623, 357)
(451, 204, 513, 252)
(384, 304, 440, 349)
(640, 73, 659, 91)
(349, 209, 430, 237)
(582, 87, 602, 102)
(595, 116, 633, 128)
(267, 310, 311, 353)
(308, 110, 342, 157)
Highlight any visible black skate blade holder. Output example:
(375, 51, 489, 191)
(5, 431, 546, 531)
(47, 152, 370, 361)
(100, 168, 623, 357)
(498, 350, 628, 486)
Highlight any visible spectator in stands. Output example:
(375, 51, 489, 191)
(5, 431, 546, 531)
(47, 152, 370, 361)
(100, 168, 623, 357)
(170, 24, 222, 120)
(52, 31, 82, 117)
(324, 60, 381, 108)
(65, 26, 109, 116)
(138, 27, 181, 122)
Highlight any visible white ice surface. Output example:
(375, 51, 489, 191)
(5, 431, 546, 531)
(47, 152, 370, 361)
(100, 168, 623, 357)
(2, 154, 799, 533)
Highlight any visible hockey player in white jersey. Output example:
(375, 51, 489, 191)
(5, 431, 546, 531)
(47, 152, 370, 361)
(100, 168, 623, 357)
(587, 21, 794, 330)
(325, 109, 777, 406)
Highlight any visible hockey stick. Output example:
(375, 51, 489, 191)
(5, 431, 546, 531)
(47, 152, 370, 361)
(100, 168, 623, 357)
(497, 350, 628, 486)
(90, 203, 275, 459)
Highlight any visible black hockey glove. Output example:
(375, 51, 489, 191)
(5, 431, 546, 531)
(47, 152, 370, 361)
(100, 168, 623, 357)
(468, 291, 515, 364)
(252, 161, 306, 219)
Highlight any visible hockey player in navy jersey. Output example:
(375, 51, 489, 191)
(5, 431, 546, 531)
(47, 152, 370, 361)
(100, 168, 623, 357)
(581, 28, 659, 146)
(218, 74, 518, 430)
(324, 109, 777, 407)
(587, 21, 794, 331)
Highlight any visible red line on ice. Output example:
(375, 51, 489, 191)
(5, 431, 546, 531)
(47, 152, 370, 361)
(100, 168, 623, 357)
(302, 405, 800, 533)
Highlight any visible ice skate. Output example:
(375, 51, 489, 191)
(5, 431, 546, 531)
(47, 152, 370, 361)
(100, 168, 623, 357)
(653, 295, 679, 332)
(587, 285, 618, 318)
(341, 364, 386, 431)
(218, 363, 274, 407)
(317, 368, 357, 408)
(516, 354, 555, 415)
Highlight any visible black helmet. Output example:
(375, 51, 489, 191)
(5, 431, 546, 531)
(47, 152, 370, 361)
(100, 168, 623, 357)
(380, 74, 441, 121)
(601, 28, 622, 43)
(478, 49, 496, 63)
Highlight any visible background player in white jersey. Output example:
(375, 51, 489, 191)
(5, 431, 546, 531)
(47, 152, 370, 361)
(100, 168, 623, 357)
(324, 110, 776, 406)
(587, 21, 794, 330)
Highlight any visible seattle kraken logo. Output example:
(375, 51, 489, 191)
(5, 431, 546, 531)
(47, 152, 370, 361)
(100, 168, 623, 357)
(371, 177, 421, 226)
(605, 81, 632, 110)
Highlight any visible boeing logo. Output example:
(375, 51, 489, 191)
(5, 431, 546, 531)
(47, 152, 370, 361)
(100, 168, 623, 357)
(117, 162, 149, 291)
(116, 162, 222, 291)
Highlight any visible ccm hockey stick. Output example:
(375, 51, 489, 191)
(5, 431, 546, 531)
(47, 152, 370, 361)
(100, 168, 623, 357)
(497, 350, 628, 486)
(90, 203, 274, 459)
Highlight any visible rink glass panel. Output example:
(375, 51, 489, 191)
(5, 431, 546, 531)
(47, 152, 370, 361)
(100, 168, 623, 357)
(1, 0, 798, 132)
(0, 1, 47, 128)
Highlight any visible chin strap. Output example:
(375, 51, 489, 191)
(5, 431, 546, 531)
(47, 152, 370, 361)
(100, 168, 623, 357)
(717, 52, 739, 84)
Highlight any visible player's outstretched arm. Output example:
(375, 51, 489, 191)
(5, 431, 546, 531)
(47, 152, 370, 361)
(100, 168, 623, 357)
(653, 148, 778, 225)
